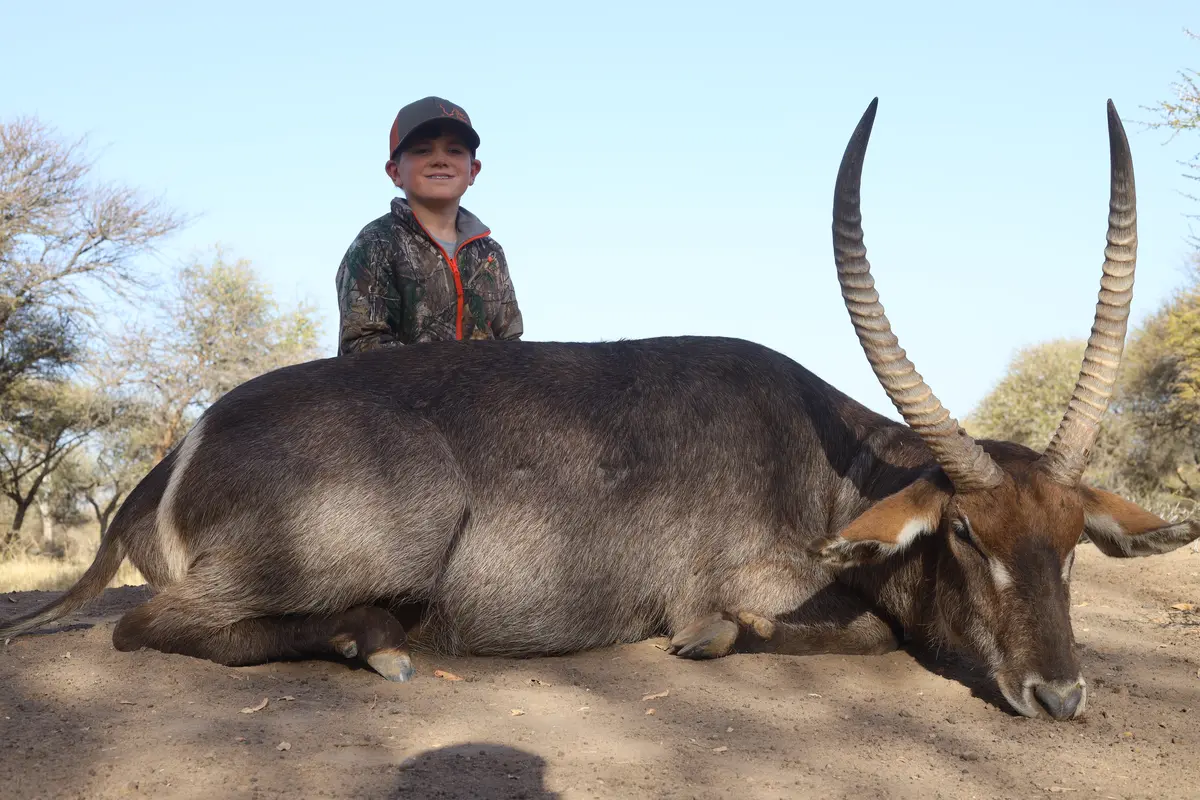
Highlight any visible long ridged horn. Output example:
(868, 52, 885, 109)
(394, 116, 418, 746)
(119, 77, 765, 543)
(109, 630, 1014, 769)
(833, 98, 1004, 492)
(1039, 100, 1137, 485)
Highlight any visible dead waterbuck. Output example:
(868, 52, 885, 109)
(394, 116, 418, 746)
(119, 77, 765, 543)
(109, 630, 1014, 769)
(3, 99, 1197, 721)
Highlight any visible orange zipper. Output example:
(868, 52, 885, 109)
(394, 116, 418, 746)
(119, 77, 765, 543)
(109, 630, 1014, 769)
(411, 215, 489, 340)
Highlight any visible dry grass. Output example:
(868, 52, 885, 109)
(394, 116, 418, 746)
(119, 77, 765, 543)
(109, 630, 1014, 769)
(0, 522, 147, 594)
(0, 554, 144, 593)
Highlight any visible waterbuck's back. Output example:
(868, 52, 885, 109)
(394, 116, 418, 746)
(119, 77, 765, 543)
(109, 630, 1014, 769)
(175, 336, 895, 654)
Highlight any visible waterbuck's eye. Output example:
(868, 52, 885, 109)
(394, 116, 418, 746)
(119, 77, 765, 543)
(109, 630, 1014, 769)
(951, 517, 986, 559)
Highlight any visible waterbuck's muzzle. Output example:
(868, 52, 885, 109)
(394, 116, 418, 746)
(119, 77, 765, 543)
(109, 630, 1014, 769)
(1034, 679, 1086, 720)
(1000, 673, 1087, 721)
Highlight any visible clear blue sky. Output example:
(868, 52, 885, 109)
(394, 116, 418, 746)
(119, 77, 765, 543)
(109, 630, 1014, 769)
(3, 1, 1197, 423)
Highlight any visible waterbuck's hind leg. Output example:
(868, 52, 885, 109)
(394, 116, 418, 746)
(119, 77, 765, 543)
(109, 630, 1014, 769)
(112, 594, 415, 681)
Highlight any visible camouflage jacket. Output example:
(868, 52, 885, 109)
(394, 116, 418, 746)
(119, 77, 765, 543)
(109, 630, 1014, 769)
(335, 198, 523, 354)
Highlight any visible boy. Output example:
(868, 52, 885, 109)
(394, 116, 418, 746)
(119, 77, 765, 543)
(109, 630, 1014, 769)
(335, 96, 523, 354)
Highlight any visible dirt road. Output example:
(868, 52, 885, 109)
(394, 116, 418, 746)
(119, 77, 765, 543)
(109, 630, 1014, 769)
(3, 543, 1199, 799)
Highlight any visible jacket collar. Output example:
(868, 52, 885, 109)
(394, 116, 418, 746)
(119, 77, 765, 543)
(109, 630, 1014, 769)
(391, 197, 490, 244)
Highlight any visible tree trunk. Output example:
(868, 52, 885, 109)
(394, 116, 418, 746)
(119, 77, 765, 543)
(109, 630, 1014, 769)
(4, 469, 51, 552)
(5, 500, 32, 548)
(88, 490, 125, 537)
(37, 496, 54, 547)
(86, 495, 104, 536)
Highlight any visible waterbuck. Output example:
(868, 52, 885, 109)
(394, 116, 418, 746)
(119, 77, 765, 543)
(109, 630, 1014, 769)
(3, 99, 1197, 721)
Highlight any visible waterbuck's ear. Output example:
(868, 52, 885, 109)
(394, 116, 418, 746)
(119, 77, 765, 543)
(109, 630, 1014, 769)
(1082, 487, 1200, 558)
(811, 478, 950, 568)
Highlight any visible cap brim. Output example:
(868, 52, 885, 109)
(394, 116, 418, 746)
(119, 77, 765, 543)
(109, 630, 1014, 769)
(395, 118, 480, 156)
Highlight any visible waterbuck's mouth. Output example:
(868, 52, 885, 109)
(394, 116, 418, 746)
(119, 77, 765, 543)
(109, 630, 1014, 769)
(997, 672, 1088, 720)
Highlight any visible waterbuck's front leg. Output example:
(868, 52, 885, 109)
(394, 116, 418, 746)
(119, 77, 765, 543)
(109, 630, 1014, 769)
(668, 584, 900, 660)
(733, 608, 899, 656)
(665, 612, 741, 659)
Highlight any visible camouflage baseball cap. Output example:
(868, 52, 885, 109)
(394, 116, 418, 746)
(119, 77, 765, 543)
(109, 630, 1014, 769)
(389, 96, 480, 158)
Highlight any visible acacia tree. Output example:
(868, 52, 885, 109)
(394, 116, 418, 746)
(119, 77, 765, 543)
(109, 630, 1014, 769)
(0, 116, 184, 399)
(116, 248, 322, 460)
(0, 380, 116, 549)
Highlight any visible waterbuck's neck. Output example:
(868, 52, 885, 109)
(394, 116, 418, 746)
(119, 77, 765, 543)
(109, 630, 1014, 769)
(823, 414, 948, 637)
(822, 413, 940, 529)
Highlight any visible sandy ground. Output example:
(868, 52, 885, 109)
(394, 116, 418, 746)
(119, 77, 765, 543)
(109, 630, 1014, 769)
(2, 543, 1199, 800)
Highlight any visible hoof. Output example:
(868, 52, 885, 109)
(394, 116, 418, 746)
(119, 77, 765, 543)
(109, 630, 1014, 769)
(666, 613, 738, 660)
(367, 648, 415, 682)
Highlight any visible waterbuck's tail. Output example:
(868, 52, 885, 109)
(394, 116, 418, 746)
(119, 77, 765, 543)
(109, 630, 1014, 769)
(0, 446, 178, 640)
(0, 531, 126, 639)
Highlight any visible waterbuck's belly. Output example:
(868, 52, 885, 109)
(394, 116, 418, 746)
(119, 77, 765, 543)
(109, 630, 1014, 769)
(422, 507, 672, 655)
(417, 482, 806, 656)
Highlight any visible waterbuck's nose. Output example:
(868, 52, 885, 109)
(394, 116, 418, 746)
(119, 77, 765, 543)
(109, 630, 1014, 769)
(1033, 680, 1085, 720)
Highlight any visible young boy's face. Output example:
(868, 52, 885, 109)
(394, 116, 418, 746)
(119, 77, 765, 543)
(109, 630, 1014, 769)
(385, 123, 481, 207)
